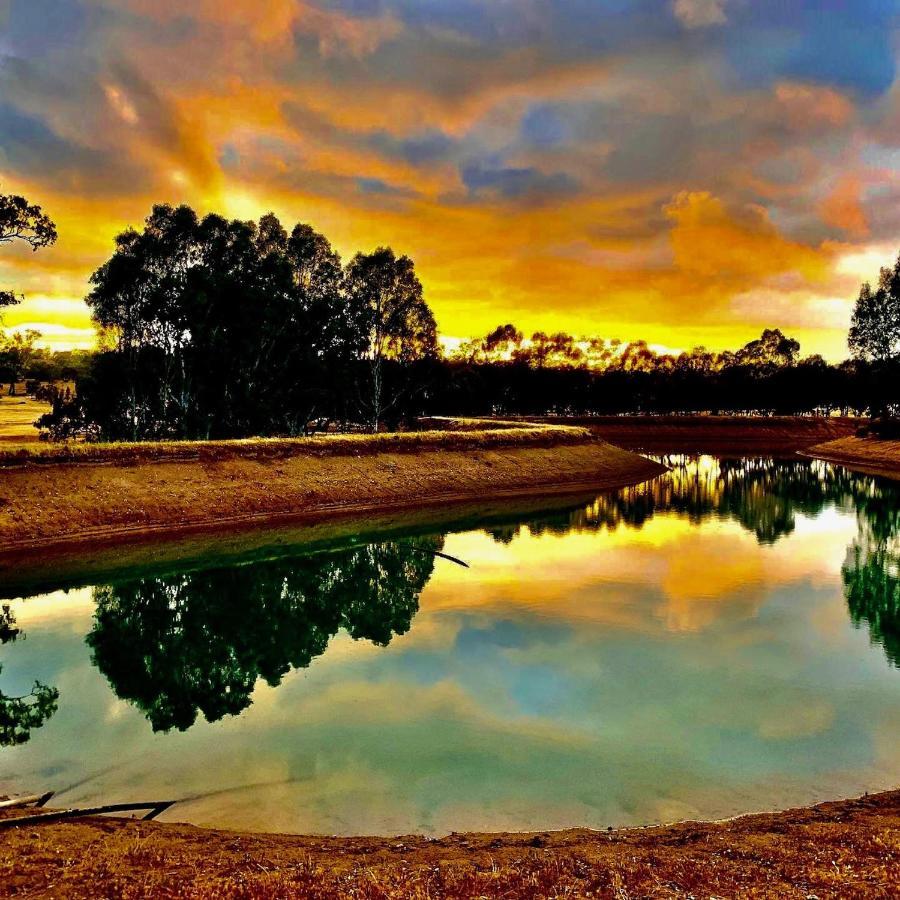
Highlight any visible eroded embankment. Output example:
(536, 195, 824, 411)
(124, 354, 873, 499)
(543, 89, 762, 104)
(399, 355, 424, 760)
(0, 422, 664, 563)
(520, 415, 862, 454)
(1, 789, 897, 898)
(803, 436, 900, 481)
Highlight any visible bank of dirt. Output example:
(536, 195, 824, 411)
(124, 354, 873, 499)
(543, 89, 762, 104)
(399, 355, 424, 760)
(0, 424, 664, 560)
(0, 789, 897, 898)
(521, 415, 862, 454)
(803, 436, 900, 481)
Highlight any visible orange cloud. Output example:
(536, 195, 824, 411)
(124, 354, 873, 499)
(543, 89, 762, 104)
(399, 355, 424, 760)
(665, 191, 828, 289)
(820, 176, 870, 239)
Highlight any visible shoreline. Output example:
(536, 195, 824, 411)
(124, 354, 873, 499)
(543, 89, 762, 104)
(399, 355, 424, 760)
(803, 435, 900, 481)
(0, 487, 618, 600)
(2, 788, 897, 897)
(0, 422, 665, 565)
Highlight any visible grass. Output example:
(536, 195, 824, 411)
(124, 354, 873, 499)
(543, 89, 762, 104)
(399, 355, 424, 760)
(0, 419, 591, 468)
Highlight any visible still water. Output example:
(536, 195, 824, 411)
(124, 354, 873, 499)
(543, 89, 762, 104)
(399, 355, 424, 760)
(2, 456, 899, 835)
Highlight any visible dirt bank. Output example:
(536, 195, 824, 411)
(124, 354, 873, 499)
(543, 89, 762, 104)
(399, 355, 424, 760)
(0, 490, 607, 601)
(521, 415, 862, 454)
(803, 436, 900, 481)
(0, 423, 664, 560)
(1, 789, 897, 898)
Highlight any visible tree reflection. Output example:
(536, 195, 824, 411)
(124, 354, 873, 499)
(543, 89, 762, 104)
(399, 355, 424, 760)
(0, 602, 60, 746)
(842, 479, 900, 668)
(485, 456, 900, 669)
(487, 457, 881, 546)
(86, 536, 443, 732)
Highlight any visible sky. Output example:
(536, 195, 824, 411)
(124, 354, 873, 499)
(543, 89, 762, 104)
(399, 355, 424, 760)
(0, 0, 899, 357)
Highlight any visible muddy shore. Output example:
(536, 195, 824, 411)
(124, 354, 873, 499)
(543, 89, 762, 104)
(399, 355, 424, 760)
(0, 423, 664, 564)
(1, 789, 897, 898)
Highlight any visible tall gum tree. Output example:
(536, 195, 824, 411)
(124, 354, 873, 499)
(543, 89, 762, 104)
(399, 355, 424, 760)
(344, 247, 437, 431)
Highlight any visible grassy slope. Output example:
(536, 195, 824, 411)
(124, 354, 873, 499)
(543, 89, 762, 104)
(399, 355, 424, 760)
(1, 789, 897, 898)
(0, 420, 583, 467)
(0, 424, 665, 555)
(804, 436, 900, 481)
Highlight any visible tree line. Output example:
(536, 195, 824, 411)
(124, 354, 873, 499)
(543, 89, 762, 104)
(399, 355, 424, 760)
(2, 190, 899, 439)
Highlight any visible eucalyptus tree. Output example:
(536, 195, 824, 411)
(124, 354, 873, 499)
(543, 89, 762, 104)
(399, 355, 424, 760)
(82, 205, 363, 439)
(344, 247, 437, 431)
(848, 253, 900, 418)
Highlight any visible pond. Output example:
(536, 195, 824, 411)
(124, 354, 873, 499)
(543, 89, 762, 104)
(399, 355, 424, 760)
(1, 456, 899, 836)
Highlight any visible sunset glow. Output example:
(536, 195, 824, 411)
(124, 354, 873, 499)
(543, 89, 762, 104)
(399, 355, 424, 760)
(1, 1, 898, 355)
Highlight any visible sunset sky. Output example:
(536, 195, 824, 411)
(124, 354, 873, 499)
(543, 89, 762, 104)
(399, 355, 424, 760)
(1, 0, 899, 357)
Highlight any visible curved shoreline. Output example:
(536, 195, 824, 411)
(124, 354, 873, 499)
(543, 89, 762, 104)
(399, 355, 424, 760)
(802, 435, 900, 481)
(0, 422, 665, 566)
(1, 789, 897, 897)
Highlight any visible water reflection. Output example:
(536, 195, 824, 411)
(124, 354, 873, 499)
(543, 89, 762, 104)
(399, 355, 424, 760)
(491, 457, 882, 545)
(480, 457, 900, 666)
(2, 455, 900, 759)
(87, 536, 443, 731)
(0, 603, 59, 746)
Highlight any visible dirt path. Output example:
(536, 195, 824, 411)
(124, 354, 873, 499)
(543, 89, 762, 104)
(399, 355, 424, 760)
(1, 789, 897, 898)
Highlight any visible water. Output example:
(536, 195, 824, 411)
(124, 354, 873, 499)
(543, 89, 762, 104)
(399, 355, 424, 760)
(1, 456, 899, 836)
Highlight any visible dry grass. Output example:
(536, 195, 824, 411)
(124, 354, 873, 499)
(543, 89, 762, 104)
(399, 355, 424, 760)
(804, 436, 900, 481)
(0, 419, 588, 468)
(0, 395, 49, 444)
(1, 790, 898, 898)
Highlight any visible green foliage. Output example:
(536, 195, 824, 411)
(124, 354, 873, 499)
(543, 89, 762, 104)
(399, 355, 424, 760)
(45, 205, 440, 439)
(345, 247, 438, 429)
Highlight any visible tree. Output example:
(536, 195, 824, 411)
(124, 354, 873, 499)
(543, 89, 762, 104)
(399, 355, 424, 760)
(0, 328, 41, 391)
(848, 254, 900, 418)
(735, 328, 800, 368)
(74, 205, 363, 440)
(849, 256, 900, 364)
(344, 248, 437, 430)
(0, 192, 58, 316)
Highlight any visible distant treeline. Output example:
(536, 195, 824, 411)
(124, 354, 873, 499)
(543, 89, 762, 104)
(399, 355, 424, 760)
(430, 325, 893, 419)
(1, 198, 897, 440)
